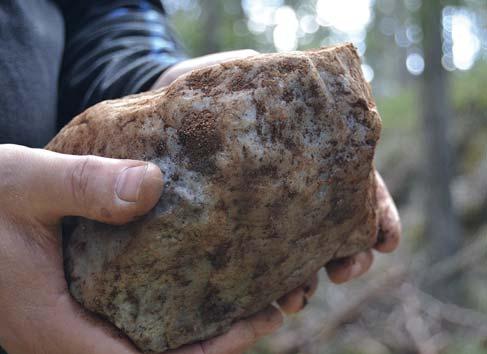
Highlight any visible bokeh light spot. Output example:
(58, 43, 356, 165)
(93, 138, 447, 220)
(406, 53, 425, 75)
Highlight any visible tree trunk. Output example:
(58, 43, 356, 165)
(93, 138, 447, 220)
(201, 0, 220, 54)
(420, 0, 462, 302)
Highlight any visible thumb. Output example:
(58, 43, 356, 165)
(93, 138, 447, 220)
(0, 144, 163, 225)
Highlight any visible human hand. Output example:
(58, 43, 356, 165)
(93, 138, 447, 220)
(278, 171, 401, 313)
(324, 171, 401, 281)
(152, 50, 260, 90)
(0, 144, 282, 354)
(154, 51, 401, 313)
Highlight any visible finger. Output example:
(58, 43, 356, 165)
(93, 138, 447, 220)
(302, 272, 319, 299)
(166, 305, 282, 354)
(202, 305, 282, 354)
(277, 287, 305, 314)
(181, 49, 259, 69)
(26, 292, 141, 354)
(325, 250, 374, 284)
(277, 273, 318, 314)
(0, 145, 163, 225)
(153, 49, 259, 89)
(374, 171, 401, 253)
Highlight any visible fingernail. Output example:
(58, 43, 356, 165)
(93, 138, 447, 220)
(116, 164, 149, 202)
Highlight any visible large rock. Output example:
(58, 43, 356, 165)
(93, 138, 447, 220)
(46, 43, 382, 353)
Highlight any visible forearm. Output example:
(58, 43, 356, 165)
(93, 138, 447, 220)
(57, 0, 187, 127)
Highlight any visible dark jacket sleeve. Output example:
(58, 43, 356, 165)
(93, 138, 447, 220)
(57, 0, 187, 127)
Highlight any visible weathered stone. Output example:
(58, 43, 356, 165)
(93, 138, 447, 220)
(46, 43, 382, 353)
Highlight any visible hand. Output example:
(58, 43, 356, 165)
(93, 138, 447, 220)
(152, 50, 260, 90)
(154, 51, 402, 314)
(324, 171, 401, 282)
(0, 144, 282, 354)
(278, 171, 401, 314)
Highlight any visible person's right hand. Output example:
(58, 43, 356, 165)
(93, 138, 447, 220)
(154, 49, 402, 316)
(0, 144, 282, 354)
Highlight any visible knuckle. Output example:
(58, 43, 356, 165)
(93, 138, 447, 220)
(198, 342, 207, 354)
(68, 156, 96, 207)
(0, 143, 19, 155)
(157, 70, 177, 87)
(242, 320, 258, 342)
(0, 145, 24, 196)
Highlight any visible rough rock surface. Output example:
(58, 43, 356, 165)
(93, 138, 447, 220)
(46, 43, 382, 353)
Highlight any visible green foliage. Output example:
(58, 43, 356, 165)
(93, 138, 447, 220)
(452, 62, 487, 117)
(444, 340, 487, 354)
(450, 62, 487, 173)
(170, 11, 205, 57)
(375, 87, 419, 131)
(169, 1, 259, 56)
(370, 59, 487, 148)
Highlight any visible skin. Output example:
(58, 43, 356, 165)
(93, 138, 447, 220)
(0, 51, 400, 354)
(0, 146, 282, 354)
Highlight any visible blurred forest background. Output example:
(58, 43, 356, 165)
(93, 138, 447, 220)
(163, 0, 487, 353)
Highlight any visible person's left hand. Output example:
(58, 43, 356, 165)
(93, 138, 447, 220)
(153, 51, 402, 314)
(0, 145, 283, 354)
